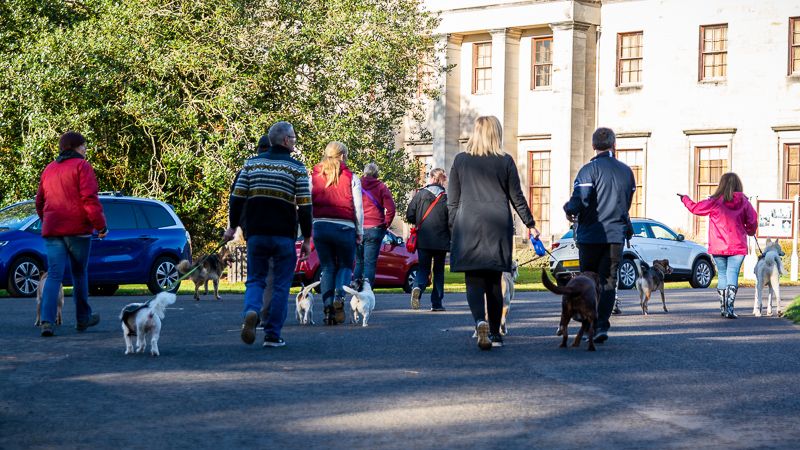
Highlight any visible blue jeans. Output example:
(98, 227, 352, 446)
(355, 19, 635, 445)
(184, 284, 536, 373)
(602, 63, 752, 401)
(354, 226, 386, 285)
(42, 236, 92, 324)
(242, 235, 296, 339)
(414, 248, 446, 308)
(713, 255, 745, 290)
(313, 221, 356, 305)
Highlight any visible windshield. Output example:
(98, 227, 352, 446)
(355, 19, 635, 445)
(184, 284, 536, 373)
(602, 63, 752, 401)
(0, 202, 37, 231)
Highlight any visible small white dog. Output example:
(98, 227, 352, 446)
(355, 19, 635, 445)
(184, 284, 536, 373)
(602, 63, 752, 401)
(342, 278, 375, 327)
(119, 292, 177, 356)
(295, 281, 320, 325)
(753, 239, 786, 317)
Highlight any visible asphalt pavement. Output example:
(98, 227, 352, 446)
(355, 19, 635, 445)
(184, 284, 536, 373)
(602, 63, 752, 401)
(2, 286, 800, 449)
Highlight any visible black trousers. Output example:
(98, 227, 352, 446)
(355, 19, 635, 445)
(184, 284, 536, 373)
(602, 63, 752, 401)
(465, 270, 503, 335)
(577, 243, 622, 332)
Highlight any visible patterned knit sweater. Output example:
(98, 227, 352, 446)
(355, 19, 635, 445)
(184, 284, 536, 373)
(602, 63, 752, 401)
(229, 145, 312, 239)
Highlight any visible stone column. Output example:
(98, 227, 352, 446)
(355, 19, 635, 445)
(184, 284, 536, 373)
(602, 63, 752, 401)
(549, 21, 592, 237)
(432, 33, 463, 174)
(490, 28, 522, 161)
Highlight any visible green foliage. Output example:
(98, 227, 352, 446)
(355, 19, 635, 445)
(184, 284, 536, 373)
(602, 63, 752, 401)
(0, 0, 439, 251)
(785, 297, 800, 323)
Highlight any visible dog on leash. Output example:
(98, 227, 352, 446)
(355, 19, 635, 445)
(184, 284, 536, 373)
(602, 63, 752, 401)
(542, 270, 600, 351)
(499, 260, 519, 335)
(754, 239, 786, 317)
(342, 278, 376, 327)
(635, 259, 673, 315)
(176, 247, 234, 301)
(34, 271, 64, 326)
(119, 292, 177, 356)
(295, 281, 321, 325)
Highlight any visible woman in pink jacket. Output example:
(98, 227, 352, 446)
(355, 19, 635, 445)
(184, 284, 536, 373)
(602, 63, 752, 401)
(679, 172, 757, 319)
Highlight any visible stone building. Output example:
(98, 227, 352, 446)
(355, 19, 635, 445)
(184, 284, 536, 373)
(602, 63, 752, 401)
(400, 0, 800, 245)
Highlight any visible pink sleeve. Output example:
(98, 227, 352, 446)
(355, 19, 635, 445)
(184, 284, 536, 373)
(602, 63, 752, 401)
(743, 202, 758, 236)
(78, 162, 107, 231)
(681, 196, 716, 216)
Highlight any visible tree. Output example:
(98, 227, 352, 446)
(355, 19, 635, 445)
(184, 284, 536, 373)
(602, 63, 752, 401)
(0, 0, 440, 250)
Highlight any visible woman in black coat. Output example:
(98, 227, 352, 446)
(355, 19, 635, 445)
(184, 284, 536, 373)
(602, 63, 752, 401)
(448, 116, 538, 350)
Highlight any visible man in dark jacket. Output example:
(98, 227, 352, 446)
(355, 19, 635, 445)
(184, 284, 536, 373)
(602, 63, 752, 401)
(564, 127, 636, 343)
(224, 121, 312, 348)
(406, 168, 450, 311)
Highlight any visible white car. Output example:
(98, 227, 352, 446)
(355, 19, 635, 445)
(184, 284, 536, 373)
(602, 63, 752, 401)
(548, 218, 715, 289)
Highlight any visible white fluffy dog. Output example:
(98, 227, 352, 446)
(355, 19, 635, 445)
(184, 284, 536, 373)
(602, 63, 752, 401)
(342, 278, 375, 327)
(295, 281, 320, 325)
(753, 239, 786, 317)
(119, 292, 177, 356)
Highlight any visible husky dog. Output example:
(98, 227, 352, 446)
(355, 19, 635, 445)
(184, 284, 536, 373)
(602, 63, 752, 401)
(119, 292, 177, 356)
(177, 246, 234, 301)
(753, 239, 786, 317)
(635, 259, 673, 315)
(295, 281, 321, 325)
(343, 278, 376, 327)
(499, 260, 519, 335)
(34, 271, 64, 326)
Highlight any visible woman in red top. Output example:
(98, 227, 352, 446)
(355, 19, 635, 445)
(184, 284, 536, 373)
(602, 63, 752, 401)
(35, 132, 107, 336)
(311, 141, 363, 325)
(680, 172, 757, 319)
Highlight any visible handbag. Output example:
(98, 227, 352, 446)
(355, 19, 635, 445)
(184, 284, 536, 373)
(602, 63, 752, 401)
(406, 192, 443, 253)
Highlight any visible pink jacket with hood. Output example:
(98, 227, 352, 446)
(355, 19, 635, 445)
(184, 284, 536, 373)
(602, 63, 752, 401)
(681, 192, 757, 256)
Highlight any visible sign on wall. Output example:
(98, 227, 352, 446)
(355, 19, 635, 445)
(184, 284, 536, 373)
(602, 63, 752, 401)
(756, 200, 795, 239)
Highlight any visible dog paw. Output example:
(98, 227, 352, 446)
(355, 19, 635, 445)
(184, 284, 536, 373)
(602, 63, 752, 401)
(151, 351, 159, 356)
(753, 310, 761, 317)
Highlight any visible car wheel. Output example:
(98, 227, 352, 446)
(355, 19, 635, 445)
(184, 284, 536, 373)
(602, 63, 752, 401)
(690, 258, 713, 289)
(403, 265, 418, 294)
(90, 284, 119, 296)
(7, 256, 43, 298)
(617, 259, 637, 290)
(147, 256, 180, 295)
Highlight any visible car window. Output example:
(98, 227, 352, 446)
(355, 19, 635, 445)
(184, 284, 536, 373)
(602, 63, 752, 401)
(649, 224, 678, 240)
(27, 219, 42, 233)
(631, 222, 649, 238)
(137, 203, 176, 228)
(102, 202, 140, 229)
(0, 202, 36, 231)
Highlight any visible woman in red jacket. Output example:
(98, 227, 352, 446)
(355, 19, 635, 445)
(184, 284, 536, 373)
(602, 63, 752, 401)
(35, 132, 107, 336)
(679, 172, 757, 319)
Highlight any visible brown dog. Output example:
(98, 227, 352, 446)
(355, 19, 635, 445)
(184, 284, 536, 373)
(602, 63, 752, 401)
(542, 270, 600, 351)
(635, 259, 673, 315)
(176, 247, 234, 301)
(34, 271, 64, 326)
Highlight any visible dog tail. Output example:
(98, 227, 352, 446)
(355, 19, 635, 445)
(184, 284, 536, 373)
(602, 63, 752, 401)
(541, 270, 576, 296)
(176, 260, 192, 274)
(342, 285, 358, 296)
(301, 281, 321, 297)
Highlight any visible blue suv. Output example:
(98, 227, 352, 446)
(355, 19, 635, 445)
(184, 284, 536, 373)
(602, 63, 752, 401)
(0, 194, 191, 297)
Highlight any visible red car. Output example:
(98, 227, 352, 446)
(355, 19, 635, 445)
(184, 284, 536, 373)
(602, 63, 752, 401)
(294, 230, 419, 292)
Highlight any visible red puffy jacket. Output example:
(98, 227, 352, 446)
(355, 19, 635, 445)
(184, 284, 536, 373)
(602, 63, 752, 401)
(681, 192, 757, 256)
(35, 155, 106, 237)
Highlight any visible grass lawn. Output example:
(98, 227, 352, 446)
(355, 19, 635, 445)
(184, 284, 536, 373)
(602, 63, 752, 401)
(784, 297, 800, 324)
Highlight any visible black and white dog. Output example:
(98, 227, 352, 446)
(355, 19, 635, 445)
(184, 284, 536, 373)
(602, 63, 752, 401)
(119, 292, 177, 356)
(343, 278, 375, 327)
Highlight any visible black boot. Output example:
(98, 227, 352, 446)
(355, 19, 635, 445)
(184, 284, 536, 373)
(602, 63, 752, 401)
(725, 285, 738, 319)
(717, 289, 726, 317)
(323, 300, 335, 325)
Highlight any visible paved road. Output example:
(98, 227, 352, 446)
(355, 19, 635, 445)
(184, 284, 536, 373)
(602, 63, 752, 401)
(2, 286, 799, 449)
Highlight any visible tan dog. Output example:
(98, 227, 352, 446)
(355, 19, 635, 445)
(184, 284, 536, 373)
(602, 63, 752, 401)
(542, 270, 600, 351)
(635, 259, 673, 315)
(177, 247, 234, 301)
(35, 271, 64, 326)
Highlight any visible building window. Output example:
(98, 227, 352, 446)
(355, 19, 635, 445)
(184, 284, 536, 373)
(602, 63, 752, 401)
(415, 155, 434, 186)
(694, 146, 729, 237)
(785, 143, 800, 198)
(528, 151, 551, 239)
(700, 24, 728, 80)
(616, 149, 644, 217)
(472, 42, 492, 94)
(617, 32, 643, 86)
(532, 37, 552, 89)
(791, 17, 800, 75)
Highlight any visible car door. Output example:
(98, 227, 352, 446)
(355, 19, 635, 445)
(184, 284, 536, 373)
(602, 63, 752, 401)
(627, 221, 654, 263)
(374, 231, 406, 286)
(647, 222, 693, 271)
(88, 200, 152, 282)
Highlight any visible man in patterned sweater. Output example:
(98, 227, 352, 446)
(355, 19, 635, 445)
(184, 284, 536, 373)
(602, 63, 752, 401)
(224, 121, 312, 348)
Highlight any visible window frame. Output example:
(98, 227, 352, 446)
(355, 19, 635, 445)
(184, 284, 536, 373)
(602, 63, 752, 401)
(616, 31, 643, 87)
(699, 24, 728, 81)
(527, 150, 551, 239)
(615, 148, 645, 218)
(472, 42, 492, 94)
(785, 143, 800, 199)
(790, 17, 800, 75)
(693, 145, 729, 236)
(531, 36, 553, 90)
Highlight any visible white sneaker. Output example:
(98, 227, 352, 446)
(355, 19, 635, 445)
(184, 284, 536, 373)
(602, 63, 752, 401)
(476, 321, 491, 351)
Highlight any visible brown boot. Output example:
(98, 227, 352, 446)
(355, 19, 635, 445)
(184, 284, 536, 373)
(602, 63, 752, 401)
(333, 296, 346, 324)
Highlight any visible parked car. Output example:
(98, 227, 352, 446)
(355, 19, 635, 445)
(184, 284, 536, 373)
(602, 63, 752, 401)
(294, 230, 419, 292)
(548, 218, 715, 289)
(0, 193, 191, 297)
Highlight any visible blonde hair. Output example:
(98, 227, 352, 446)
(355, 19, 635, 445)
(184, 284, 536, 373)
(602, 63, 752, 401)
(429, 168, 447, 184)
(321, 141, 348, 187)
(711, 172, 744, 202)
(466, 116, 504, 157)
